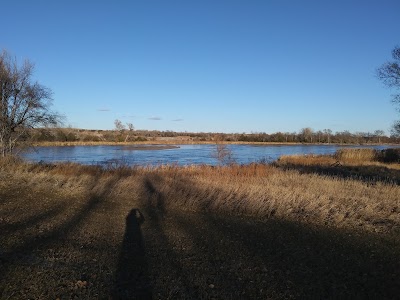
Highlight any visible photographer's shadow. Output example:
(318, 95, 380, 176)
(113, 209, 152, 299)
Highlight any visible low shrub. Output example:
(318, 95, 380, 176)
(377, 148, 400, 163)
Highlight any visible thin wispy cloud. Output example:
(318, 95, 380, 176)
(97, 108, 111, 112)
(148, 116, 162, 120)
(172, 118, 184, 122)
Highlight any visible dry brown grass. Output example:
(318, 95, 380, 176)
(279, 148, 400, 166)
(277, 149, 400, 190)
(335, 148, 377, 163)
(1, 158, 399, 233)
(279, 149, 400, 169)
(278, 154, 337, 166)
(1, 158, 400, 298)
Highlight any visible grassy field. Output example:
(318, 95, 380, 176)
(1, 150, 399, 299)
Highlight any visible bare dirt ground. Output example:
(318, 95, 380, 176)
(1, 163, 399, 299)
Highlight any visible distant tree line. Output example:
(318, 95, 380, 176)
(232, 128, 394, 144)
(29, 127, 399, 144)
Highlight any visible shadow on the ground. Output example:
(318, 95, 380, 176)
(0, 179, 118, 294)
(1, 171, 399, 299)
(113, 208, 151, 299)
(139, 175, 200, 297)
(137, 173, 400, 299)
(0, 202, 67, 233)
(276, 162, 400, 185)
(1, 196, 104, 257)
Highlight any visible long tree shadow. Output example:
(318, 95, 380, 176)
(113, 208, 152, 299)
(276, 162, 400, 185)
(0, 202, 67, 234)
(0, 195, 104, 280)
(137, 174, 204, 298)
(0, 177, 120, 297)
(141, 172, 400, 299)
(175, 212, 400, 299)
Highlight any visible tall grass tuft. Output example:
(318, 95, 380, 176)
(277, 154, 336, 166)
(335, 148, 376, 163)
(334, 148, 400, 164)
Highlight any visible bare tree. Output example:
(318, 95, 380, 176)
(377, 46, 400, 135)
(124, 122, 134, 142)
(323, 129, 332, 144)
(0, 50, 60, 157)
(300, 127, 313, 143)
(374, 130, 385, 144)
(114, 119, 125, 132)
(213, 144, 234, 165)
(212, 134, 235, 165)
(377, 46, 400, 96)
(127, 123, 134, 131)
(391, 121, 400, 137)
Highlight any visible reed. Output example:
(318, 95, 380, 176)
(278, 148, 400, 166)
(278, 154, 336, 166)
(335, 148, 376, 163)
(1, 157, 398, 233)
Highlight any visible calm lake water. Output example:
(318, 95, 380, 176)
(21, 144, 398, 166)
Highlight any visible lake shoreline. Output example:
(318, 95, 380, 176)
(33, 140, 400, 147)
(116, 145, 180, 151)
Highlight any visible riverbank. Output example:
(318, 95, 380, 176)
(1, 155, 399, 298)
(34, 141, 400, 147)
(33, 140, 315, 147)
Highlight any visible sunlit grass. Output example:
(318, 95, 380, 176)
(1, 154, 399, 298)
(1, 155, 399, 233)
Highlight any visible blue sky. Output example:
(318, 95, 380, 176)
(1, 0, 399, 134)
